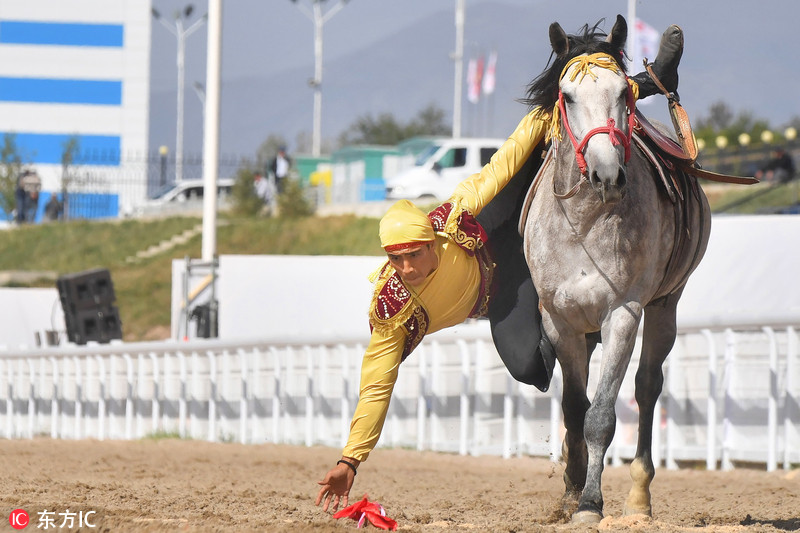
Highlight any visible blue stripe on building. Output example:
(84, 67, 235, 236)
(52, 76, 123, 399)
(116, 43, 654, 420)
(0, 21, 124, 47)
(0, 77, 122, 105)
(1, 132, 120, 166)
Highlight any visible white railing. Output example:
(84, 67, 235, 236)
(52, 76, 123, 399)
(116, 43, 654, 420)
(0, 320, 797, 471)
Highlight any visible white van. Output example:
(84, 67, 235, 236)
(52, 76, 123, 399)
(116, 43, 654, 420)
(385, 137, 504, 202)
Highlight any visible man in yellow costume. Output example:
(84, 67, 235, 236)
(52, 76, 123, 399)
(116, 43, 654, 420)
(316, 20, 684, 513)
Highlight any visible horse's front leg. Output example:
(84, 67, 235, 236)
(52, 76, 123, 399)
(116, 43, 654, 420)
(544, 313, 591, 513)
(623, 291, 681, 517)
(574, 303, 642, 523)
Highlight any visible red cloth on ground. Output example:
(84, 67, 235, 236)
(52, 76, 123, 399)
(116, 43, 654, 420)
(333, 495, 398, 531)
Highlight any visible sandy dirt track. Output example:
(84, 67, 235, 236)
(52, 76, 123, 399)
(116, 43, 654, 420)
(0, 439, 798, 532)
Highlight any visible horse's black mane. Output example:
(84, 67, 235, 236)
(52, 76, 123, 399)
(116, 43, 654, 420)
(521, 19, 628, 112)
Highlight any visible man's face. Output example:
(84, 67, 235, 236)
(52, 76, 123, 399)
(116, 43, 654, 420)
(387, 242, 438, 287)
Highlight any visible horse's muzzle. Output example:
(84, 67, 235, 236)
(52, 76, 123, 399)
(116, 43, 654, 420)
(589, 167, 626, 203)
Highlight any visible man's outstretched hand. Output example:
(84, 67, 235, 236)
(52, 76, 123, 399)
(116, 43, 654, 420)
(315, 458, 358, 513)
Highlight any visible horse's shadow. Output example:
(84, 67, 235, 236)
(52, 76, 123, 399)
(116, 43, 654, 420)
(741, 515, 800, 531)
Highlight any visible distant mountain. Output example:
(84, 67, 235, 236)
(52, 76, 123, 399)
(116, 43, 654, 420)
(148, 1, 800, 160)
(150, 3, 545, 159)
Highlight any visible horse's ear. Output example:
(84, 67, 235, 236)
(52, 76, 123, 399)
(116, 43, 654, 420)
(607, 14, 628, 53)
(549, 22, 569, 58)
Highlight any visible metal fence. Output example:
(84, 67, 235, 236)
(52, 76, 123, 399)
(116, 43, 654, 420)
(2, 151, 247, 222)
(0, 319, 797, 471)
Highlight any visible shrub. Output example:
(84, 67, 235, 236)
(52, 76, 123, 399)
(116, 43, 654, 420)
(277, 178, 315, 218)
(230, 167, 265, 217)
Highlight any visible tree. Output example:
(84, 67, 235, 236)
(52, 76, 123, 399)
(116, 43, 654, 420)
(293, 131, 332, 156)
(405, 103, 451, 138)
(277, 177, 315, 218)
(338, 112, 404, 146)
(697, 101, 734, 131)
(0, 134, 23, 221)
(337, 103, 451, 147)
(61, 135, 80, 221)
(230, 166, 264, 217)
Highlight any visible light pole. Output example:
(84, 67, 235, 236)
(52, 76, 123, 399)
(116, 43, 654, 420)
(192, 81, 206, 136)
(159, 145, 169, 187)
(291, 0, 350, 157)
(452, 0, 464, 138)
(192, 81, 206, 109)
(152, 5, 207, 183)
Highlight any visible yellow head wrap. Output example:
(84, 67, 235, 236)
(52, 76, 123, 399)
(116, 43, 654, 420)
(379, 200, 434, 252)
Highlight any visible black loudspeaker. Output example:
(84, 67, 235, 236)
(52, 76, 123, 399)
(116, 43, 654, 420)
(57, 268, 123, 344)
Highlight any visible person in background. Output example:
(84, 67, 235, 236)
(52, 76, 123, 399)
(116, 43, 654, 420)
(270, 146, 292, 195)
(21, 169, 42, 223)
(253, 172, 272, 203)
(44, 194, 63, 222)
(756, 148, 795, 184)
(14, 173, 27, 223)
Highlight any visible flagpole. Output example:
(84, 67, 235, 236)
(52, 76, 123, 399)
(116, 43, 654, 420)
(627, 0, 636, 70)
(452, 0, 465, 138)
(487, 91, 494, 136)
(466, 52, 477, 136)
(483, 49, 496, 136)
(476, 53, 484, 136)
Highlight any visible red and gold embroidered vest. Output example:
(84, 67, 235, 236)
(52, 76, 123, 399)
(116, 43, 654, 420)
(369, 201, 494, 361)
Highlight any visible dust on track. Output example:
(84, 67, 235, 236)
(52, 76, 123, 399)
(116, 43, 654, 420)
(0, 439, 797, 532)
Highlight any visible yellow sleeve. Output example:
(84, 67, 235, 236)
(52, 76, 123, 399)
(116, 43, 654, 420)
(342, 325, 406, 462)
(451, 107, 551, 216)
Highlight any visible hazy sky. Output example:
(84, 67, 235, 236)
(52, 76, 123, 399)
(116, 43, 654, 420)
(150, 0, 798, 151)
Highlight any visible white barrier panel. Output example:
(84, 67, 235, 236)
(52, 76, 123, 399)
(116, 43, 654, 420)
(0, 288, 65, 350)
(1, 320, 798, 470)
(170, 215, 800, 342)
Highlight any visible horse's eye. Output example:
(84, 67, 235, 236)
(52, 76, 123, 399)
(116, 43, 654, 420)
(619, 89, 628, 102)
(563, 93, 574, 104)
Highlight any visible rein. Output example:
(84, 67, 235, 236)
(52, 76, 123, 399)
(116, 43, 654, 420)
(553, 53, 636, 199)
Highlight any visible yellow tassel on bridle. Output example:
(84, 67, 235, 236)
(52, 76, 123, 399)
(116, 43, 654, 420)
(549, 53, 623, 142)
(560, 53, 622, 82)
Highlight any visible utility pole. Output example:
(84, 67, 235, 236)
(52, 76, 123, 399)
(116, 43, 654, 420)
(152, 5, 207, 182)
(626, 0, 637, 71)
(291, 0, 350, 157)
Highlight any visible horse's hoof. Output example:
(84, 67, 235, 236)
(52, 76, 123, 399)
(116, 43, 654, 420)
(572, 510, 603, 524)
(622, 505, 652, 517)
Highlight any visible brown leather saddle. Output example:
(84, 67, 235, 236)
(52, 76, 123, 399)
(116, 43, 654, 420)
(641, 63, 758, 186)
(634, 110, 759, 186)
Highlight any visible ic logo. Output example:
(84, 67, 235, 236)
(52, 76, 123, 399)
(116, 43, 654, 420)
(9, 509, 29, 529)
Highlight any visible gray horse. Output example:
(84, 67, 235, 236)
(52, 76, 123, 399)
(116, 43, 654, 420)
(522, 17, 711, 523)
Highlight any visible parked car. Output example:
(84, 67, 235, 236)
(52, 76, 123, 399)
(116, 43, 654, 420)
(125, 178, 235, 218)
(384, 137, 504, 202)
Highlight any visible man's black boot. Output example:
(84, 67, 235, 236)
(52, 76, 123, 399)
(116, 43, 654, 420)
(631, 24, 684, 99)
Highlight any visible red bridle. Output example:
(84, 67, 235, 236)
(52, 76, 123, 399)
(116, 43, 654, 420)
(557, 73, 637, 177)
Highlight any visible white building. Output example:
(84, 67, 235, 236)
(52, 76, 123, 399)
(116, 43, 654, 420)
(0, 1, 151, 220)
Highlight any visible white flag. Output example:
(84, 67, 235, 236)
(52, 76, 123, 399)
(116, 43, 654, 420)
(466, 57, 482, 104)
(482, 51, 497, 95)
(632, 18, 660, 72)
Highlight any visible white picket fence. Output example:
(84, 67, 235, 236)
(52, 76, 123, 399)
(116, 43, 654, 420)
(0, 319, 798, 471)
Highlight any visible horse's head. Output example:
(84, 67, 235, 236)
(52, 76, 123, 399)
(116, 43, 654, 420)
(549, 15, 635, 203)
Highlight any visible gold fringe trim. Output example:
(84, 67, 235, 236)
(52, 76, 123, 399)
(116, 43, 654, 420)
(368, 264, 419, 335)
(442, 198, 466, 237)
(368, 259, 389, 283)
